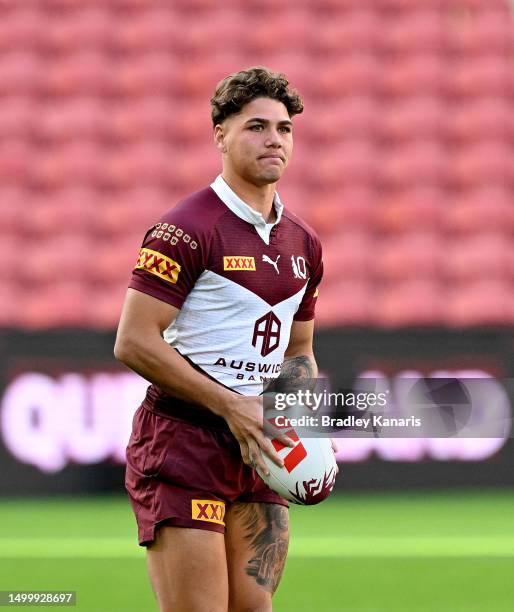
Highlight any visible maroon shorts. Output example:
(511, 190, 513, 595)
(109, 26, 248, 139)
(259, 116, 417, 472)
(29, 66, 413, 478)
(125, 405, 288, 546)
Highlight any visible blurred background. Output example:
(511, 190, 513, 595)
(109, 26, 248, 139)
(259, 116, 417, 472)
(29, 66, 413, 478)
(0, 0, 513, 610)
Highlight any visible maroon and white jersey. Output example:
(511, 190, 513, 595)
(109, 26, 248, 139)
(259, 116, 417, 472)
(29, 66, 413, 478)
(129, 175, 322, 426)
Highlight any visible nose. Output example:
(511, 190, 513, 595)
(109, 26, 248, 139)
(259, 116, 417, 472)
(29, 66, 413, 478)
(264, 128, 282, 148)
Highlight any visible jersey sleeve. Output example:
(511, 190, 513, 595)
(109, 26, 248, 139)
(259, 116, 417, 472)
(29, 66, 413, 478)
(293, 235, 323, 321)
(128, 213, 208, 309)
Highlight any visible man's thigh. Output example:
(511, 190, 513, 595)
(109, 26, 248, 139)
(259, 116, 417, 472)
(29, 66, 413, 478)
(224, 502, 289, 612)
(147, 525, 229, 612)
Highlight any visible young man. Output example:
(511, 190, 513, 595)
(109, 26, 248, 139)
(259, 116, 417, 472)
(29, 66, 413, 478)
(115, 67, 323, 612)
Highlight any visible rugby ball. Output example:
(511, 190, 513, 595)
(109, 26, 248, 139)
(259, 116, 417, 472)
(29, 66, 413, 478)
(258, 429, 338, 505)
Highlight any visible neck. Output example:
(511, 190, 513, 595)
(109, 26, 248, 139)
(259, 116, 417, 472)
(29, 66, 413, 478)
(221, 170, 277, 223)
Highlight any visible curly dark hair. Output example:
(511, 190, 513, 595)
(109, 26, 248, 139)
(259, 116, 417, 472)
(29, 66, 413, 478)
(210, 66, 304, 127)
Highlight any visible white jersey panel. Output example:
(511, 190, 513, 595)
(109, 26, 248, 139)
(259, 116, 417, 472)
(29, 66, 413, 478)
(163, 270, 308, 395)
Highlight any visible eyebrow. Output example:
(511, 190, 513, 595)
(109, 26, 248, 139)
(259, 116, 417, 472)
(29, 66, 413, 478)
(245, 118, 293, 126)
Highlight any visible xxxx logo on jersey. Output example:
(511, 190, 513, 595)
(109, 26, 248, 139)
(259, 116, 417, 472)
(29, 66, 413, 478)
(223, 256, 256, 271)
(135, 248, 181, 283)
(191, 500, 226, 525)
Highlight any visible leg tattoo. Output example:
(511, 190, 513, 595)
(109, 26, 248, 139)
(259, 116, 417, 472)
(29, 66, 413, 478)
(234, 503, 289, 593)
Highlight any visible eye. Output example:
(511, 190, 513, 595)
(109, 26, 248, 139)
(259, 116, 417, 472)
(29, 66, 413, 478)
(249, 124, 263, 131)
(279, 126, 292, 133)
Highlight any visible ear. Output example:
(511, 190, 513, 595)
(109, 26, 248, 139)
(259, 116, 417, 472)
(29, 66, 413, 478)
(214, 125, 227, 153)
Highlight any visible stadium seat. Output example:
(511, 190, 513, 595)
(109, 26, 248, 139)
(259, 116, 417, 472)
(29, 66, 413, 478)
(84, 283, 129, 329)
(445, 188, 513, 235)
(0, 189, 26, 236)
(382, 9, 443, 54)
(44, 52, 114, 96)
(448, 98, 512, 143)
(445, 279, 512, 327)
(0, 52, 42, 96)
(36, 98, 109, 143)
(304, 97, 380, 143)
(322, 232, 376, 282)
(445, 7, 513, 55)
(0, 139, 32, 184)
(382, 54, 445, 96)
(308, 141, 379, 189)
(304, 187, 378, 236)
(446, 55, 512, 97)
(379, 142, 448, 188)
(374, 279, 444, 327)
(451, 141, 512, 187)
(0, 97, 35, 140)
(314, 54, 382, 97)
(375, 233, 444, 282)
(311, 9, 382, 54)
(376, 188, 445, 234)
(28, 189, 96, 237)
(0, 8, 42, 51)
(444, 234, 511, 282)
(33, 143, 104, 188)
(381, 96, 446, 142)
(19, 281, 91, 329)
(316, 280, 376, 327)
(44, 9, 113, 53)
(110, 98, 182, 143)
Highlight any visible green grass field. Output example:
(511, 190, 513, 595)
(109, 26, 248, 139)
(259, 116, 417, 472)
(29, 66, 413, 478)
(1, 490, 513, 611)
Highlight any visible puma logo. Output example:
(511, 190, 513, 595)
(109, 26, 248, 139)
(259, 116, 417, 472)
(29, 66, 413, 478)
(262, 254, 280, 274)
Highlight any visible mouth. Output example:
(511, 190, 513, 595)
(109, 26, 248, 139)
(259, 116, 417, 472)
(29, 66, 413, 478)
(259, 154, 284, 163)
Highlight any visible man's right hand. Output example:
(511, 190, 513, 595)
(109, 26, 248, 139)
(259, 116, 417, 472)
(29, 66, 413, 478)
(219, 395, 296, 476)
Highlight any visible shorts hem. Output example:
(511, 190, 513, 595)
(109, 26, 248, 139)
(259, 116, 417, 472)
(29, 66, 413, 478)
(139, 516, 225, 546)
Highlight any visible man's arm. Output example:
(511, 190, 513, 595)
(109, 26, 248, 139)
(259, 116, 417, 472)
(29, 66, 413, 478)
(268, 319, 317, 392)
(114, 288, 293, 473)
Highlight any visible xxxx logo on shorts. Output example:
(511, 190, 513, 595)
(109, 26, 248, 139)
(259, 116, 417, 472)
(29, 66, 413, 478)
(135, 248, 181, 283)
(223, 256, 256, 271)
(191, 500, 226, 526)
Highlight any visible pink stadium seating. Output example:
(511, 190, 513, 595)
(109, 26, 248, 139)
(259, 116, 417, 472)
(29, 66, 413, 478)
(382, 10, 443, 54)
(451, 141, 512, 187)
(322, 233, 376, 282)
(311, 10, 382, 54)
(379, 141, 448, 188)
(0, 0, 513, 329)
(304, 187, 378, 236)
(445, 188, 514, 234)
(382, 54, 446, 96)
(382, 97, 446, 142)
(448, 98, 513, 143)
(376, 188, 445, 234)
(44, 53, 114, 96)
(375, 233, 444, 282)
(444, 235, 511, 282)
(0, 52, 42, 95)
(446, 280, 512, 327)
(374, 279, 444, 327)
(446, 55, 512, 97)
(316, 280, 377, 327)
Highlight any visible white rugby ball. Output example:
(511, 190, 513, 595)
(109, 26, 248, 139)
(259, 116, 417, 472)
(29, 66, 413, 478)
(258, 433, 338, 505)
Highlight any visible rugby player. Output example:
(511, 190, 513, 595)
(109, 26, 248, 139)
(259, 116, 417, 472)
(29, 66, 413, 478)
(115, 67, 324, 612)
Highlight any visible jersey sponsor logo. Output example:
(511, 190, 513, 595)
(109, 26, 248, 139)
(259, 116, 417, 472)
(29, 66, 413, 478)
(262, 254, 280, 274)
(191, 499, 226, 526)
(135, 248, 181, 283)
(252, 312, 281, 357)
(223, 256, 256, 271)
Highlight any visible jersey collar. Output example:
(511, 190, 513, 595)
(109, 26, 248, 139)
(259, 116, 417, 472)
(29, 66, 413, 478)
(210, 174, 283, 245)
